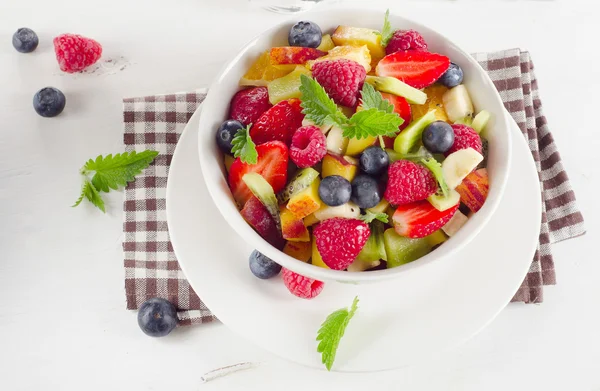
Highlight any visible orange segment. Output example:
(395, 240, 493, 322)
(240, 51, 293, 87)
(410, 85, 449, 122)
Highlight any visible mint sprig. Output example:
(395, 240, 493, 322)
(360, 210, 389, 224)
(360, 82, 394, 113)
(299, 75, 348, 127)
(317, 296, 359, 371)
(421, 157, 449, 197)
(231, 124, 258, 164)
(380, 9, 394, 47)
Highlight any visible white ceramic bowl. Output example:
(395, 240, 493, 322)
(198, 9, 511, 284)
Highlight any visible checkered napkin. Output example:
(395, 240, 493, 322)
(122, 49, 585, 324)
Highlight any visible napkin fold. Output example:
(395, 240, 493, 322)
(122, 49, 585, 324)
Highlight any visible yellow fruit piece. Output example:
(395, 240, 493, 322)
(346, 136, 377, 156)
(307, 45, 372, 73)
(311, 235, 329, 269)
(410, 85, 449, 122)
(321, 154, 358, 182)
(224, 154, 235, 172)
(287, 177, 322, 219)
(425, 230, 448, 247)
(317, 34, 335, 51)
(267, 66, 311, 105)
(240, 51, 292, 87)
(368, 199, 389, 214)
(332, 26, 386, 64)
(280, 205, 310, 242)
(304, 213, 320, 227)
(283, 241, 312, 262)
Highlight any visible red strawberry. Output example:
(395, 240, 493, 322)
(250, 99, 304, 145)
(228, 141, 288, 206)
(312, 59, 366, 107)
(376, 51, 450, 89)
(241, 196, 285, 249)
(313, 218, 370, 270)
(446, 124, 483, 156)
(385, 30, 428, 55)
(229, 87, 272, 126)
(392, 201, 458, 238)
(384, 160, 437, 206)
(53, 33, 102, 73)
(281, 268, 324, 299)
(380, 93, 411, 131)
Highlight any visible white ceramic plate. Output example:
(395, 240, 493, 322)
(167, 107, 540, 372)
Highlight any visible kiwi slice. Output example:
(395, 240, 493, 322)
(393, 111, 437, 154)
(365, 76, 427, 105)
(427, 189, 460, 212)
(242, 173, 281, 231)
(356, 221, 387, 263)
(383, 228, 432, 268)
(471, 110, 491, 134)
(277, 167, 319, 204)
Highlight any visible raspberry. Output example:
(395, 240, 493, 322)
(281, 268, 324, 299)
(313, 218, 370, 270)
(229, 87, 272, 126)
(53, 34, 102, 73)
(289, 126, 327, 168)
(446, 124, 483, 156)
(312, 59, 366, 107)
(386, 30, 428, 55)
(384, 160, 437, 206)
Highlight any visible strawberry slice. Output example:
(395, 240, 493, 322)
(392, 201, 458, 238)
(228, 141, 288, 206)
(381, 93, 412, 131)
(250, 99, 304, 145)
(241, 196, 285, 250)
(376, 51, 451, 89)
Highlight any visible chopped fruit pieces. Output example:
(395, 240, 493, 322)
(367, 199, 390, 214)
(243, 172, 281, 231)
(392, 200, 458, 238)
(287, 177, 322, 219)
(456, 168, 489, 212)
(376, 51, 450, 89)
(316, 34, 335, 51)
(346, 136, 377, 156)
(229, 141, 289, 206)
(240, 51, 291, 86)
(284, 241, 312, 262)
(267, 66, 312, 105)
(354, 221, 387, 265)
(311, 235, 329, 269)
(224, 154, 235, 172)
(427, 189, 460, 212)
(385, 160, 437, 206)
(383, 228, 432, 268)
(282, 268, 324, 299)
(281, 205, 310, 242)
(442, 85, 474, 123)
(314, 218, 370, 270)
(241, 196, 285, 249)
(331, 26, 386, 62)
(270, 47, 326, 66)
(326, 126, 349, 155)
(308, 45, 372, 73)
(380, 93, 412, 130)
(229, 87, 273, 126)
(304, 213, 320, 227)
(321, 153, 358, 182)
(312, 59, 366, 107)
(441, 209, 468, 237)
(394, 110, 437, 154)
(250, 98, 304, 145)
(314, 202, 361, 222)
(411, 85, 449, 122)
(442, 148, 484, 189)
(425, 230, 448, 247)
(365, 76, 427, 105)
(471, 110, 491, 134)
(278, 167, 319, 204)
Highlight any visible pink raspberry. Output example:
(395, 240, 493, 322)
(313, 218, 370, 270)
(445, 124, 483, 156)
(386, 30, 428, 55)
(312, 59, 366, 107)
(282, 268, 324, 299)
(229, 87, 272, 126)
(53, 33, 102, 73)
(289, 125, 327, 168)
(384, 160, 437, 206)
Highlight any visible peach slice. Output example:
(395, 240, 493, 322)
(455, 168, 489, 212)
(321, 153, 358, 182)
(281, 205, 310, 242)
(283, 241, 312, 262)
(286, 177, 322, 219)
(331, 26, 386, 63)
(269, 47, 326, 66)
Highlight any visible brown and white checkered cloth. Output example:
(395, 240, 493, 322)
(122, 49, 585, 324)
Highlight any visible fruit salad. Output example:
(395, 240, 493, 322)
(215, 12, 492, 299)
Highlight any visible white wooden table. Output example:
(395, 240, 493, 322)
(1, 1, 597, 389)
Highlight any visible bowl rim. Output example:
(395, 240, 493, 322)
(197, 8, 512, 283)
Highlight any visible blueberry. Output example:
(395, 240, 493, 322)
(12, 28, 39, 53)
(288, 21, 322, 48)
(249, 250, 282, 279)
(438, 62, 464, 88)
(351, 175, 382, 209)
(137, 298, 178, 337)
(216, 119, 244, 154)
(318, 175, 352, 207)
(422, 121, 455, 153)
(33, 87, 66, 118)
(360, 146, 389, 176)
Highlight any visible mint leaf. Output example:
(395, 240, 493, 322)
(231, 125, 258, 165)
(360, 82, 394, 114)
(317, 296, 359, 371)
(380, 9, 394, 47)
(84, 150, 159, 192)
(421, 157, 449, 197)
(360, 210, 389, 224)
(343, 108, 402, 140)
(76, 179, 105, 213)
(299, 74, 348, 127)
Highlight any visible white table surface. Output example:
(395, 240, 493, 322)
(0, 0, 597, 390)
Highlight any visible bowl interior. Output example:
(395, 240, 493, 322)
(198, 9, 511, 283)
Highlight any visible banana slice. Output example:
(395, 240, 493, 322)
(442, 210, 468, 237)
(442, 148, 484, 189)
(326, 126, 349, 155)
(314, 202, 361, 221)
(442, 85, 474, 123)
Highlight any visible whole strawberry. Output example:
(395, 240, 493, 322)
(53, 34, 102, 73)
(313, 218, 370, 270)
(384, 160, 437, 206)
(229, 87, 272, 126)
(446, 124, 483, 156)
(386, 30, 428, 55)
(312, 59, 366, 107)
(282, 268, 324, 299)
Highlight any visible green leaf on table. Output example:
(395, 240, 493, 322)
(316, 296, 359, 371)
(83, 150, 159, 192)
